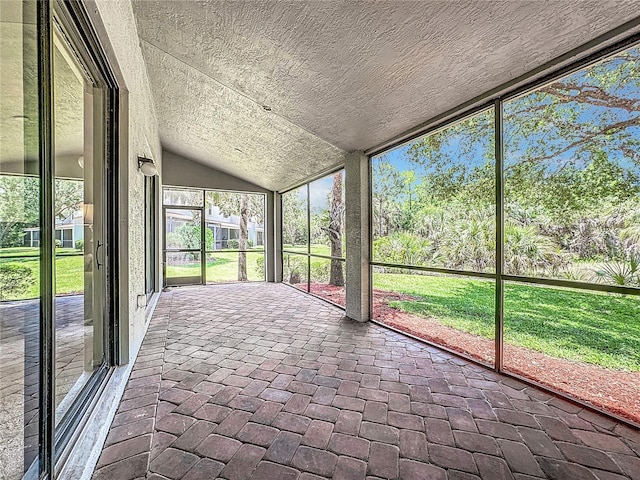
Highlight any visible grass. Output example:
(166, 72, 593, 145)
(374, 272, 640, 371)
(166, 251, 265, 282)
(1, 249, 266, 300)
(0, 254, 84, 298)
(283, 244, 335, 256)
(0, 246, 80, 257)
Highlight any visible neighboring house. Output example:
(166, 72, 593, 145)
(24, 211, 83, 248)
(165, 205, 264, 250)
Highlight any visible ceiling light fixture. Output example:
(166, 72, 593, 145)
(137, 156, 158, 176)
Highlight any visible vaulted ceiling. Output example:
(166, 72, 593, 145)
(131, 1, 640, 191)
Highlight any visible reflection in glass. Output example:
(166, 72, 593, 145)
(503, 282, 640, 424)
(372, 267, 495, 366)
(0, 1, 40, 475)
(52, 24, 105, 423)
(372, 109, 495, 273)
(504, 46, 640, 285)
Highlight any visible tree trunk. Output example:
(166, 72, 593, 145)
(238, 194, 248, 281)
(329, 172, 344, 286)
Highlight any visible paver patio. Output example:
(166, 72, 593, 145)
(92, 283, 640, 480)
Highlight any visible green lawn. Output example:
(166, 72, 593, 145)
(374, 272, 640, 371)
(166, 251, 265, 282)
(0, 253, 84, 298)
(0, 246, 80, 258)
(283, 244, 334, 256)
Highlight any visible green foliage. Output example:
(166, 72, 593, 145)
(283, 190, 306, 246)
(55, 239, 62, 248)
(283, 255, 306, 284)
(310, 258, 330, 282)
(374, 232, 436, 266)
(0, 264, 33, 300)
(0, 223, 27, 248)
(593, 257, 640, 287)
(75, 239, 84, 251)
(369, 45, 640, 284)
(169, 224, 214, 251)
(255, 255, 264, 276)
(227, 239, 239, 249)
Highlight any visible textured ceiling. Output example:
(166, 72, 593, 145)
(132, 0, 640, 191)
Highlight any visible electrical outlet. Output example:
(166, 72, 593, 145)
(137, 294, 147, 309)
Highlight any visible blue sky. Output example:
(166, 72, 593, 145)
(372, 45, 640, 186)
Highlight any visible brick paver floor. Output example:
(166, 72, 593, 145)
(92, 283, 640, 480)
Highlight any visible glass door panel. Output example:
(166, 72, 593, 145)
(52, 23, 105, 424)
(0, 1, 40, 477)
(164, 208, 203, 285)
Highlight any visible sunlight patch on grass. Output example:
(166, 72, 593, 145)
(374, 272, 640, 371)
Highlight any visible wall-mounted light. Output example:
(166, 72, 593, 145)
(137, 156, 158, 176)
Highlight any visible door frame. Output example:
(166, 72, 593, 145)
(36, 1, 121, 476)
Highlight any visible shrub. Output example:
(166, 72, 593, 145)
(592, 257, 640, 286)
(75, 239, 84, 251)
(255, 255, 264, 276)
(55, 239, 62, 248)
(0, 264, 33, 300)
(373, 232, 436, 266)
(284, 255, 306, 284)
(227, 239, 239, 249)
(310, 258, 330, 283)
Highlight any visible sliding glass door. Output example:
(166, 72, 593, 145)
(0, 1, 41, 477)
(1, 1, 118, 477)
(52, 13, 107, 428)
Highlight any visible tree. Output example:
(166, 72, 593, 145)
(211, 192, 264, 281)
(371, 158, 405, 237)
(282, 190, 306, 246)
(0, 176, 39, 247)
(328, 172, 344, 286)
(54, 179, 83, 221)
(373, 45, 640, 277)
(0, 175, 82, 248)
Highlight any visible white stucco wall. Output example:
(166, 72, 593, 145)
(87, 0, 161, 362)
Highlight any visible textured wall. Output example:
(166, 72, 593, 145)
(345, 151, 370, 322)
(89, 0, 161, 361)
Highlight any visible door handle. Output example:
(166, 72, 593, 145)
(96, 241, 103, 270)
